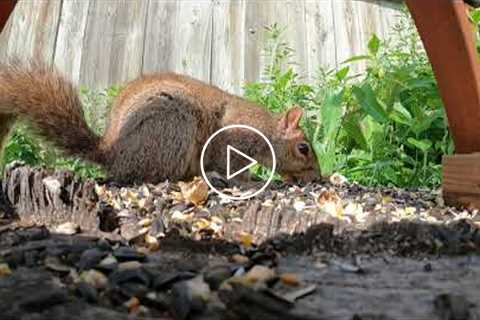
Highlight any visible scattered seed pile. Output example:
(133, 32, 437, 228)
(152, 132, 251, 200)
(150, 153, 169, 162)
(0, 165, 480, 319)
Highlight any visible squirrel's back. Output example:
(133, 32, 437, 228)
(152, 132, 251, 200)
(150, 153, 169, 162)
(0, 61, 320, 184)
(103, 73, 232, 183)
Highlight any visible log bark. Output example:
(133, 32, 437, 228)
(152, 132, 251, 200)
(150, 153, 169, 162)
(1, 162, 99, 230)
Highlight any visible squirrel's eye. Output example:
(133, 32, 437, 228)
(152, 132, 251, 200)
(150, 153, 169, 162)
(297, 142, 309, 156)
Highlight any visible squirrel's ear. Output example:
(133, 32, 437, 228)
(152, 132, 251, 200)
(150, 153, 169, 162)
(278, 106, 303, 134)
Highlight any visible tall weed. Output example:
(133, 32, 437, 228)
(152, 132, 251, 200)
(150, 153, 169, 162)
(245, 10, 453, 188)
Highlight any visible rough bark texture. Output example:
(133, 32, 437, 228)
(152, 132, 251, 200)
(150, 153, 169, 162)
(2, 162, 98, 230)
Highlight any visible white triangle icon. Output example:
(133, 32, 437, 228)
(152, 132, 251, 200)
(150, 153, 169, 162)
(226, 145, 258, 180)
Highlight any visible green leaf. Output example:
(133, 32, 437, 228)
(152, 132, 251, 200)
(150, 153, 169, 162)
(275, 68, 294, 90)
(335, 66, 350, 81)
(343, 114, 368, 150)
(321, 90, 344, 139)
(368, 34, 381, 56)
(404, 78, 436, 90)
(407, 138, 432, 152)
(352, 84, 389, 123)
(389, 102, 413, 125)
(341, 55, 372, 65)
(410, 111, 441, 135)
(470, 9, 480, 24)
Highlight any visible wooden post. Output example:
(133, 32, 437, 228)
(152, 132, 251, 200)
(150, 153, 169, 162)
(406, 0, 480, 207)
(406, 0, 480, 153)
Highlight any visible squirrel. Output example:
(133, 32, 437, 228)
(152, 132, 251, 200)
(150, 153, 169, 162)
(0, 61, 319, 184)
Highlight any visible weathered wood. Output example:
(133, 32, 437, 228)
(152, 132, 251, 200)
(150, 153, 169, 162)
(211, 0, 247, 94)
(243, 0, 308, 83)
(144, 0, 214, 82)
(2, 163, 99, 231)
(357, 0, 385, 44)
(0, 0, 16, 60)
(1, 223, 480, 320)
(378, 0, 402, 39)
(79, 0, 148, 88)
(171, 0, 214, 82)
(443, 153, 480, 208)
(0, 0, 15, 32)
(142, 0, 178, 74)
(304, 0, 337, 79)
(0, 0, 401, 90)
(3, 0, 61, 64)
(53, 0, 90, 84)
(332, 0, 366, 74)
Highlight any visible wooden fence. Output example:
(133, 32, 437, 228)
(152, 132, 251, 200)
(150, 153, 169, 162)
(0, 0, 401, 93)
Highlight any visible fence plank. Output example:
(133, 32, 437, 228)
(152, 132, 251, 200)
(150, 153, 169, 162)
(79, 0, 148, 88)
(143, 0, 213, 82)
(379, 0, 403, 39)
(332, 0, 368, 74)
(171, 0, 214, 82)
(4, 0, 61, 64)
(0, 14, 13, 60)
(357, 0, 385, 44)
(53, 0, 90, 84)
(211, 0, 246, 94)
(243, 0, 308, 83)
(0, 0, 401, 90)
(304, 0, 337, 80)
(142, 0, 177, 75)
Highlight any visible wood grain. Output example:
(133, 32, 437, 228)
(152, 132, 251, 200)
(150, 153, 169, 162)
(53, 0, 90, 84)
(443, 153, 480, 208)
(171, 0, 214, 82)
(142, 0, 178, 74)
(79, 0, 148, 88)
(211, 0, 246, 94)
(243, 0, 307, 83)
(0, 0, 401, 90)
(304, 0, 336, 80)
(3, 0, 62, 63)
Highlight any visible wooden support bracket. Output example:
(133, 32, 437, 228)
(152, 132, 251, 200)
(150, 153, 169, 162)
(443, 153, 480, 208)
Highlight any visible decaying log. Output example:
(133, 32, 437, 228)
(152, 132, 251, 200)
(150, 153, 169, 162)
(1, 162, 99, 230)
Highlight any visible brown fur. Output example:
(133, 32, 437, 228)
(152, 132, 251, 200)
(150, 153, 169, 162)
(0, 61, 320, 184)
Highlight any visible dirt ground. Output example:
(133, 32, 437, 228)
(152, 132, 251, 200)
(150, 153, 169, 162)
(0, 164, 479, 319)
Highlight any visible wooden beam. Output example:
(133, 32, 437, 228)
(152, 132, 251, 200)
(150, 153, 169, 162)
(406, 0, 480, 154)
(0, 0, 16, 33)
(443, 153, 480, 208)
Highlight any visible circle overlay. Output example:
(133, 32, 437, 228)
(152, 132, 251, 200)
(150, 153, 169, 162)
(200, 124, 277, 200)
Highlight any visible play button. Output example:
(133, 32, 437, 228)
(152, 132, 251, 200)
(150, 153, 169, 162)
(200, 124, 276, 200)
(226, 145, 258, 180)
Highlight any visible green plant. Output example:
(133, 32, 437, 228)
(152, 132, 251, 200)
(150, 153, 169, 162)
(1, 86, 121, 179)
(2, 125, 42, 168)
(469, 7, 480, 54)
(244, 10, 453, 188)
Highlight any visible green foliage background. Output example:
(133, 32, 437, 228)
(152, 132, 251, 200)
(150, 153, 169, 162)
(245, 11, 454, 188)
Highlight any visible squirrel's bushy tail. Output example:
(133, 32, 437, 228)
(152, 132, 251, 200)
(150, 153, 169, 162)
(0, 60, 105, 164)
